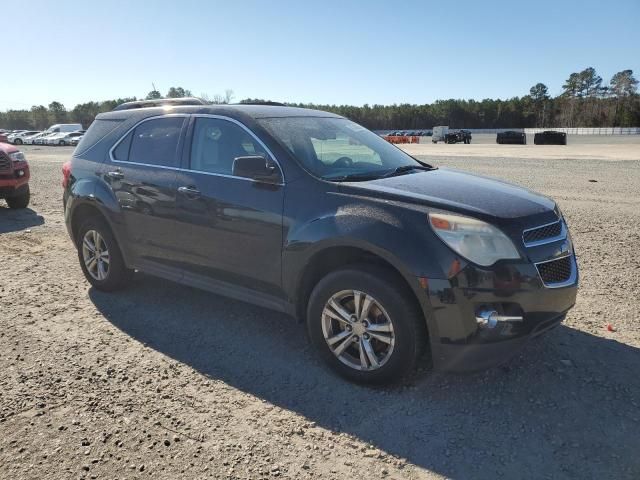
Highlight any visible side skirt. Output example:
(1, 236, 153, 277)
(134, 260, 296, 317)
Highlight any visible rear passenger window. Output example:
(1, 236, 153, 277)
(127, 117, 184, 167)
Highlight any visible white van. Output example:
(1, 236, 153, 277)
(432, 126, 449, 143)
(45, 124, 83, 134)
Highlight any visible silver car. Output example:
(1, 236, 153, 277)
(22, 132, 48, 145)
(48, 131, 85, 146)
(7, 131, 34, 144)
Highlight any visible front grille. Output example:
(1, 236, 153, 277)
(536, 256, 573, 285)
(0, 153, 10, 173)
(523, 221, 562, 246)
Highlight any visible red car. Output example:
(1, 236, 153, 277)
(0, 142, 30, 208)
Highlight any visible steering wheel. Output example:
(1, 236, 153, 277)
(332, 156, 354, 168)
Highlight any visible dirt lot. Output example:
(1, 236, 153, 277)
(1, 137, 639, 479)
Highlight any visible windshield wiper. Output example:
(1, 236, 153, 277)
(327, 163, 436, 182)
(327, 172, 386, 182)
(381, 164, 436, 178)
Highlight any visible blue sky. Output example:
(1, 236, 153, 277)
(1, 0, 638, 110)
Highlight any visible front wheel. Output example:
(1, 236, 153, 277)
(307, 266, 427, 384)
(77, 218, 133, 291)
(59, 140, 66, 146)
(14, 138, 23, 145)
(6, 186, 30, 209)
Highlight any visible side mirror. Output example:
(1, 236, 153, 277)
(232, 155, 281, 183)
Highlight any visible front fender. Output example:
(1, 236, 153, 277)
(284, 202, 459, 287)
(282, 204, 461, 347)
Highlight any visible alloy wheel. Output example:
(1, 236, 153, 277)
(321, 290, 395, 371)
(82, 230, 110, 281)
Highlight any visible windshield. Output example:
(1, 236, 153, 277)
(257, 117, 429, 181)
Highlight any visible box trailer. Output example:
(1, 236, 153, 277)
(432, 126, 449, 143)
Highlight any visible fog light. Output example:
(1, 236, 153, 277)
(476, 309, 524, 329)
(17, 170, 25, 177)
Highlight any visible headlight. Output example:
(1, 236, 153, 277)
(9, 151, 25, 163)
(428, 212, 520, 266)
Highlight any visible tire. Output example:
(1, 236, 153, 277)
(6, 185, 30, 209)
(76, 217, 133, 291)
(307, 265, 427, 384)
(59, 140, 66, 146)
(14, 138, 23, 145)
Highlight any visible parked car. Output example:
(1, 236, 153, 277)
(21, 132, 46, 145)
(9, 130, 40, 145)
(47, 131, 85, 146)
(6, 130, 28, 142)
(34, 133, 56, 145)
(0, 143, 30, 208)
(70, 135, 83, 146)
(63, 103, 579, 384)
(534, 130, 567, 145)
(497, 130, 526, 145)
(0, 132, 9, 143)
(445, 129, 472, 144)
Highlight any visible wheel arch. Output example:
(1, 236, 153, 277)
(70, 202, 107, 245)
(292, 243, 436, 347)
(67, 197, 132, 267)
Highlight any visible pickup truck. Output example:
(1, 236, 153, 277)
(0, 143, 30, 208)
(445, 129, 472, 144)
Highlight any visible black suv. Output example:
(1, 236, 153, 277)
(497, 130, 527, 145)
(534, 130, 567, 145)
(63, 102, 578, 384)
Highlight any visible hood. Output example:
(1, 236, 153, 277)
(340, 167, 556, 221)
(0, 143, 18, 154)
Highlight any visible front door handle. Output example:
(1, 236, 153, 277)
(107, 170, 124, 180)
(178, 186, 201, 198)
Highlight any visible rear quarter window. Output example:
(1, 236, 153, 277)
(74, 119, 125, 156)
(112, 131, 133, 161)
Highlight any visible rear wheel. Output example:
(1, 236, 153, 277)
(77, 217, 133, 291)
(14, 138, 23, 145)
(307, 266, 427, 384)
(6, 186, 30, 209)
(59, 140, 66, 146)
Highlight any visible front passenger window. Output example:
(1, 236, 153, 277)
(190, 118, 267, 175)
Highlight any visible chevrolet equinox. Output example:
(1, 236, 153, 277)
(63, 100, 579, 384)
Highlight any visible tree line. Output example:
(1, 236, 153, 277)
(1, 68, 637, 131)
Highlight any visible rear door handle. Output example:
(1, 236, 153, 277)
(107, 170, 124, 180)
(178, 186, 201, 198)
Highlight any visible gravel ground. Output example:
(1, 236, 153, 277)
(1, 139, 639, 479)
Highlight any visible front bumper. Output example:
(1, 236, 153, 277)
(425, 256, 578, 372)
(0, 164, 30, 197)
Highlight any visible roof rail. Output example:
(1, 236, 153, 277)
(112, 97, 208, 111)
(236, 101, 286, 106)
